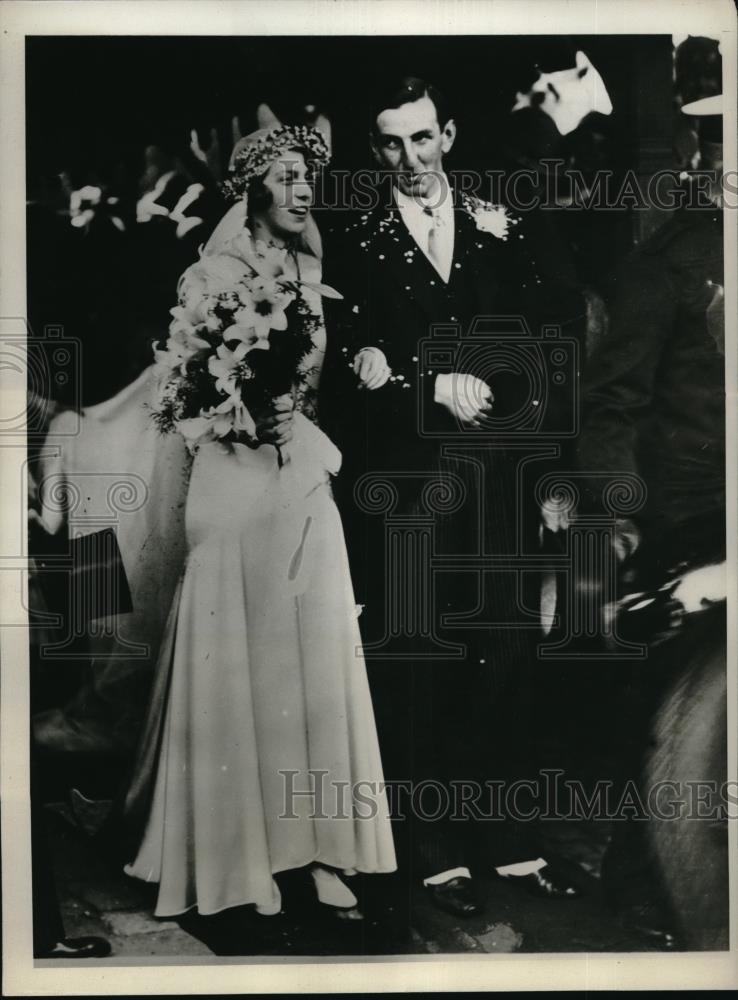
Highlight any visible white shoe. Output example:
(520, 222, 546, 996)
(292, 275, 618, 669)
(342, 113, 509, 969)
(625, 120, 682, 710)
(310, 866, 363, 920)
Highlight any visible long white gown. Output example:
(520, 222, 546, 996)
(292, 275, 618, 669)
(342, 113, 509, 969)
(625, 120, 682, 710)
(123, 258, 396, 917)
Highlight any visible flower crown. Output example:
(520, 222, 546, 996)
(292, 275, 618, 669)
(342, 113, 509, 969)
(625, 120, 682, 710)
(222, 125, 330, 203)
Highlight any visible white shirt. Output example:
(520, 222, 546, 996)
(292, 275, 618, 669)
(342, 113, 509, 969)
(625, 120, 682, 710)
(394, 177, 455, 283)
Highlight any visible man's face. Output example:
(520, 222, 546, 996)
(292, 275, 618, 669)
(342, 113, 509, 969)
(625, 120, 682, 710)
(371, 94, 456, 200)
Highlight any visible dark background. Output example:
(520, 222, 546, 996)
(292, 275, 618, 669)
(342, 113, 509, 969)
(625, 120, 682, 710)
(27, 34, 665, 182)
(26, 34, 718, 405)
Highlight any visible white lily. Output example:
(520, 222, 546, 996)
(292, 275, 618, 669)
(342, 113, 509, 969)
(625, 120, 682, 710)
(209, 394, 257, 440)
(178, 256, 251, 312)
(169, 318, 210, 352)
(170, 302, 209, 328)
(222, 307, 271, 351)
(153, 339, 197, 376)
(225, 232, 289, 280)
(208, 341, 249, 394)
(250, 277, 294, 338)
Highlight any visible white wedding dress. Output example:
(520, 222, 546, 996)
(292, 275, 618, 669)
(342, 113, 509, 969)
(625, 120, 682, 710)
(122, 256, 396, 916)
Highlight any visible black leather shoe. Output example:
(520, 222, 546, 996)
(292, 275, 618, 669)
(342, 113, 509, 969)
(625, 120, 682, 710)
(39, 936, 112, 959)
(425, 876, 481, 917)
(498, 864, 580, 899)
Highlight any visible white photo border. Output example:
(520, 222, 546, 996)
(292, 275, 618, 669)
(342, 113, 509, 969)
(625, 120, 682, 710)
(1, 0, 737, 993)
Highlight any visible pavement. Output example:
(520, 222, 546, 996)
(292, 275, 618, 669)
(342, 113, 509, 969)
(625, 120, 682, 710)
(43, 801, 658, 959)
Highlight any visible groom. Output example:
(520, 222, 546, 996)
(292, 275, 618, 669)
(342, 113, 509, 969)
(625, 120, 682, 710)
(322, 77, 583, 917)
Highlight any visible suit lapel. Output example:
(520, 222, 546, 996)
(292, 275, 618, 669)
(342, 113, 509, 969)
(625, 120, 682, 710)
(366, 197, 506, 323)
(372, 206, 449, 321)
(448, 201, 502, 315)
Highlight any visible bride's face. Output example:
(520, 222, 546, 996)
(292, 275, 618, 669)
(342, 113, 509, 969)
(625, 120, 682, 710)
(255, 151, 313, 241)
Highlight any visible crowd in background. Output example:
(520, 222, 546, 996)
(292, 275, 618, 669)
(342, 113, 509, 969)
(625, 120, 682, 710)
(26, 34, 721, 411)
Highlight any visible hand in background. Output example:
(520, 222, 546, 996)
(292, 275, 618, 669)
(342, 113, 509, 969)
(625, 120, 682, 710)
(353, 347, 391, 390)
(434, 372, 493, 426)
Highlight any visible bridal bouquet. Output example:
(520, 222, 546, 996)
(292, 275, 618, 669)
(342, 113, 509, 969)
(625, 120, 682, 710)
(151, 233, 340, 457)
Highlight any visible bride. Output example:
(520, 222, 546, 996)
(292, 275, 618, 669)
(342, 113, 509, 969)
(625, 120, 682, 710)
(122, 124, 396, 920)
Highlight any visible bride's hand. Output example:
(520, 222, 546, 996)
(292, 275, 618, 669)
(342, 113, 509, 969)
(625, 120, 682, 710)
(353, 347, 391, 390)
(255, 395, 295, 446)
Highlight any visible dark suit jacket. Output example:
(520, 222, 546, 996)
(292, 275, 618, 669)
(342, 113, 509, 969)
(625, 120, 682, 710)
(320, 190, 585, 660)
(575, 204, 725, 562)
(318, 192, 585, 860)
(321, 191, 584, 482)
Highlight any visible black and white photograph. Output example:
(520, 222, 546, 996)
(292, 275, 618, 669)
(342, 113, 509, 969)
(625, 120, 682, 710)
(1, 0, 736, 993)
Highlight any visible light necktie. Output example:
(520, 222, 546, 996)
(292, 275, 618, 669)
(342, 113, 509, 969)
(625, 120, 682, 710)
(423, 205, 445, 278)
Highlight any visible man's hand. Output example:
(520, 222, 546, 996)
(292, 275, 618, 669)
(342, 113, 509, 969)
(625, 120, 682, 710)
(353, 347, 391, 390)
(434, 372, 493, 425)
(255, 394, 295, 446)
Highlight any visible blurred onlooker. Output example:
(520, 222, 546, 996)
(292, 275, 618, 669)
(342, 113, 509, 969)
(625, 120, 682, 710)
(573, 95, 725, 948)
(27, 130, 227, 410)
(673, 35, 721, 171)
(135, 139, 221, 240)
(499, 44, 619, 325)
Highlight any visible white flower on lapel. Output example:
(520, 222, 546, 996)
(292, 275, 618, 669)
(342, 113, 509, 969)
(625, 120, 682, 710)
(474, 205, 510, 239)
(461, 194, 514, 241)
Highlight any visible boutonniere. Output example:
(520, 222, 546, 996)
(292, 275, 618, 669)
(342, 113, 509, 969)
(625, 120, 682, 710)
(461, 194, 517, 241)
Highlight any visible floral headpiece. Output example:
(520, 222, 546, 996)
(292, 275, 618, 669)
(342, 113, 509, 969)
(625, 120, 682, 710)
(222, 125, 330, 203)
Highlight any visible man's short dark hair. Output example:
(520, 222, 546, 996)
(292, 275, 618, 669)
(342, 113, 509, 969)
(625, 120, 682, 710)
(370, 76, 452, 133)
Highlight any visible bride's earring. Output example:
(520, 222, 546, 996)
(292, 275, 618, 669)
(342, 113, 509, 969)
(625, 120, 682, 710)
(310, 865, 363, 920)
